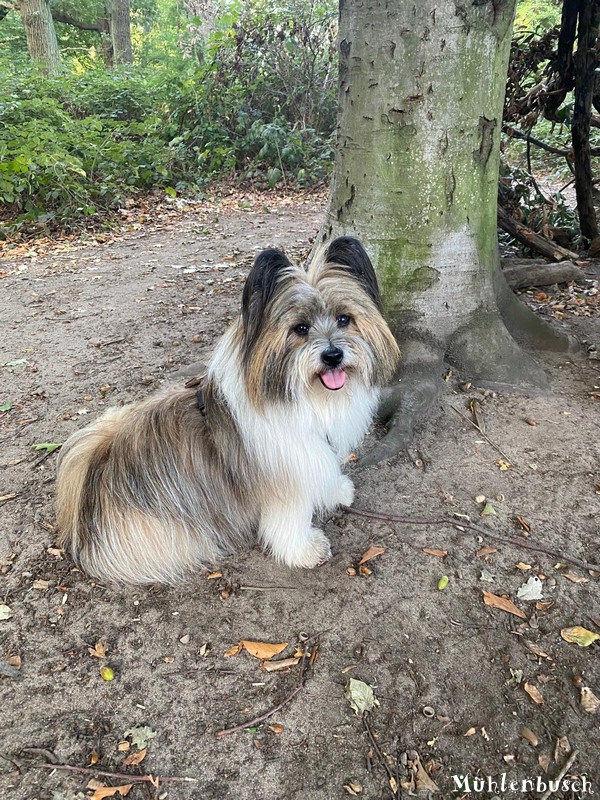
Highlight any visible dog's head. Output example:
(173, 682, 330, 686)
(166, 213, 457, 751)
(239, 237, 399, 405)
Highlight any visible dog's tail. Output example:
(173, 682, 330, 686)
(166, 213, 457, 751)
(55, 390, 235, 585)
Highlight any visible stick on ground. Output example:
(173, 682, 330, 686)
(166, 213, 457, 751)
(342, 507, 600, 573)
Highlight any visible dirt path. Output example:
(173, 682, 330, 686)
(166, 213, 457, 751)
(1, 193, 599, 799)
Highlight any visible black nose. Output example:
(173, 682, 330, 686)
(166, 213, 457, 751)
(321, 346, 344, 368)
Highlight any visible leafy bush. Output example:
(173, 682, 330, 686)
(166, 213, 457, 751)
(0, 1, 338, 234)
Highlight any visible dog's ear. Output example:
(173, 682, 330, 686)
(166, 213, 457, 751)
(325, 237, 383, 311)
(241, 248, 292, 354)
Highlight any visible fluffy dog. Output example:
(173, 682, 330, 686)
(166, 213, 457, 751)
(55, 237, 399, 584)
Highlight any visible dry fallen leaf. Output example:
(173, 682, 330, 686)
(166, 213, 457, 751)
(413, 752, 439, 793)
(32, 579, 50, 590)
(88, 642, 107, 659)
(463, 727, 477, 737)
(516, 562, 532, 571)
(524, 641, 552, 660)
(358, 545, 385, 565)
(515, 516, 531, 534)
(206, 570, 222, 580)
(345, 678, 379, 715)
(87, 783, 133, 800)
(6, 654, 21, 669)
(560, 626, 600, 647)
(580, 686, 600, 714)
(260, 657, 300, 673)
(422, 547, 448, 558)
(225, 640, 288, 660)
(476, 545, 497, 558)
(123, 747, 146, 766)
(519, 726, 539, 746)
(482, 591, 527, 619)
(117, 741, 130, 752)
(562, 572, 589, 584)
(268, 723, 284, 735)
(538, 753, 551, 773)
(358, 564, 373, 577)
(524, 682, 544, 704)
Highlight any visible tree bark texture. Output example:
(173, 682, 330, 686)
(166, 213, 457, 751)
(572, 0, 600, 240)
(316, 0, 571, 459)
(109, 0, 133, 64)
(20, 0, 62, 74)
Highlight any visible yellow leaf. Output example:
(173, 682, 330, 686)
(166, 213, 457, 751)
(206, 570, 222, 580)
(358, 545, 385, 565)
(123, 747, 146, 766)
(498, 459, 511, 471)
(482, 591, 527, 619)
(560, 626, 600, 647)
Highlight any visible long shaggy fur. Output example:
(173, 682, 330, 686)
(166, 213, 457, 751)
(56, 237, 399, 584)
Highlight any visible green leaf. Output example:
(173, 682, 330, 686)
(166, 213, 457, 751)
(3, 358, 27, 367)
(33, 442, 62, 453)
(0, 402, 13, 412)
(437, 575, 449, 591)
(165, 186, 177, 197)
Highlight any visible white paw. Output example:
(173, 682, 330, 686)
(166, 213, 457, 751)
(336, 475, 355, 508)
(286, 528, 332, 569)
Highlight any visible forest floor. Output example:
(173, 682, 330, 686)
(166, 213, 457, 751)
(0, 189, 599, 800)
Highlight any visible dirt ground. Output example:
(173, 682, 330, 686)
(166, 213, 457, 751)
(1, 191, 599, 800)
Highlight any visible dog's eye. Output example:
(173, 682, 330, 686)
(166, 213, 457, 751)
(336, 314, 351, 328)
(293, 323, 310, 337)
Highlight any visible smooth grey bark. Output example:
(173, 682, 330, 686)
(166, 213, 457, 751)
(20, 0, 62, 74)
(109, 0, 133, 64)
(314, 0, 572, 462)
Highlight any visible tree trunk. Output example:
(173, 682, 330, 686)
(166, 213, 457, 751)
(315, 0, 571, 461)
(109, 0, 133, 65)
(20, 0, 62, 74)
(571, 0, 600, 240)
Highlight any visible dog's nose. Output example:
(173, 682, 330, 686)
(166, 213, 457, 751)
(321, 346, 344, 368)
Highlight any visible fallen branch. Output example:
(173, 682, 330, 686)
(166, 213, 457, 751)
(498, 204, 580, 262)
(342, 507, 600, 574)
(215, 636, 317, 737)
(32, 762, 196, 784)
(501, 258, 583, 289)
(539, 749, 579, 800)
(363, 712, 399, 798)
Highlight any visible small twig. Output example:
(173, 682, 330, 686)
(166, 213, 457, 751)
(33, 446, 62, 469)
(342, 507, 600, 573)
(215, 636, 318, 737)
(451, 405, 517, 468)
(539, 749, 579, 800)
(32, 762, 196, 784)
(362, 712, 399, 798)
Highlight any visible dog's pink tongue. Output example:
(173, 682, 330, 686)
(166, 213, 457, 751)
(321, 368, 346, 390)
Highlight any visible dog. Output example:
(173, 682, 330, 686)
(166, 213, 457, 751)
(55, 237, 399, 584)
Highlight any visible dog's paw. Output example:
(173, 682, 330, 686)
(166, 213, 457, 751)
(336, 475, 355, 508)
(288, 528, 332, 569)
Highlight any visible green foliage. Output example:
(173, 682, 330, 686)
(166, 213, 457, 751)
(515, 0, 562, 33)
(0, 0, 337, 234)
